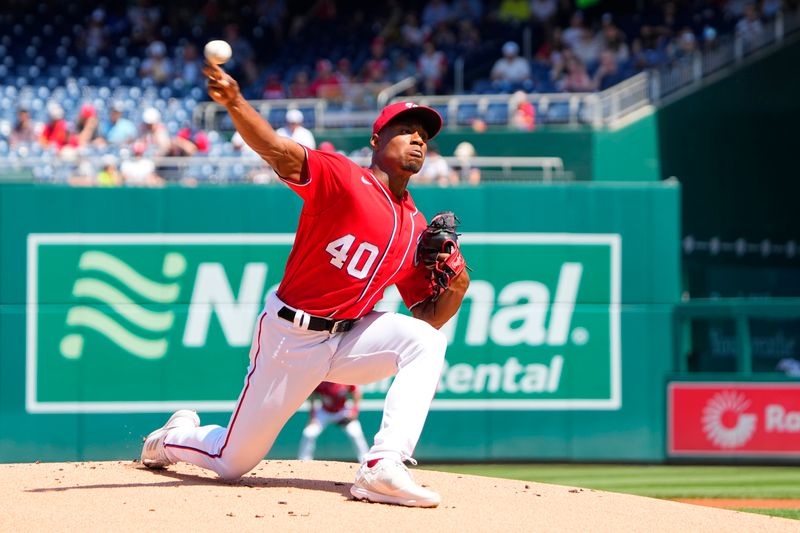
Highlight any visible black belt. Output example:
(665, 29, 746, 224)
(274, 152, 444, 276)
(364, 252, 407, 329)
(277, 306, 357, 333)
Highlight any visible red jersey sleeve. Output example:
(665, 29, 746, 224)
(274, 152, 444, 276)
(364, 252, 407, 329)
(395, 261, 436, 311)
(279, 147, 356, 213)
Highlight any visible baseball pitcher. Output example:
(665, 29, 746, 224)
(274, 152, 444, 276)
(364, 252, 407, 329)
(140, 60, 470, 508)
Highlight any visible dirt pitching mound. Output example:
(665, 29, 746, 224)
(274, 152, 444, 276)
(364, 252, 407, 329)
(1, 460, 795, 532)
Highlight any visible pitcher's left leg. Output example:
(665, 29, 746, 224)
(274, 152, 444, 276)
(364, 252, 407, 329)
(326, 311, 446, 461)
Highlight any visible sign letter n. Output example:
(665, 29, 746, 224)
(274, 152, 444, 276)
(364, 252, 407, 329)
(183, 263, 267, 347)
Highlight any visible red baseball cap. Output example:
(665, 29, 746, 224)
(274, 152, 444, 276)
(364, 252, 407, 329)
(372, 102, 443, 140)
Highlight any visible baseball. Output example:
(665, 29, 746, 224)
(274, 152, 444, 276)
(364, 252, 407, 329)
(204, 40, 232, 65)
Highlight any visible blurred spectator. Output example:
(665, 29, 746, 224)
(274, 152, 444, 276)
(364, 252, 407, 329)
(422, 0, 453, 30)
(400, 13, 428, 48)
(262, 72, 288, 99)
(510, 91, 536, 130)
(335, 58, 358, 102)
(725, 0, 752, 19)
(223, 23, 258, 86)
(452, 141, 481, 185)
(138, 107, 171, 155)
(491, 41, 532, 92)
(276, 109, 316, 149)
(674, 28, 698, 59)
(572, 27, 603, 66)
(761, 0, 783, 19)
(39, 103, 71, 151)
(456, 19, 482, 53)
(309, 59, 342, 100)
(592, 50, 626, 90)
(562, 11, 586, 49)
(451, 0, 483, 23)
(416, 143, 456, 186)
(169, 126, 210, 156)
(536, 26, 567, 67)
(127, 1, 162, 45)
(82, 8, 110, 53)
(417, 41, 448, 94)
(471, 117, 488, 133)
(9, 108, 39, 147)
(177, 43, 202, 86)
(559, 54, 593, 92)
(96, 155, 123, 187)
(653, 1, 680, 40)
(74, 104, 104, 149)
(257, 0, 288, 44)
(531, 0, 558, 27)
(66, 151, 98, 187)
(140, 40, 174, 85)
(776, 358, 800, 377)
(390, 53, 419, 85)
(601, 19, 630, 63)
(736, 3, 764, 46)
(288, 70, 314, 99)
(361, 37, 391, 83)
(120, 141, 164, 186)
(103, 102, 138, 145)
(318, 141, 337, 153)
(702, 25, 719, 51)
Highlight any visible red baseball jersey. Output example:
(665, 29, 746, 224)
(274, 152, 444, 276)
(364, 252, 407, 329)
(276, 148, 434, 319)
(314, 382, 356, 413)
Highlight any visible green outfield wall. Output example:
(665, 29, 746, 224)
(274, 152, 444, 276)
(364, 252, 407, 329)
(0, 182, 680, 463)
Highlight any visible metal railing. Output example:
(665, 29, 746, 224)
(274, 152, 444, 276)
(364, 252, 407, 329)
(652, 9, 800, 101)
(0, 154, 568, 184)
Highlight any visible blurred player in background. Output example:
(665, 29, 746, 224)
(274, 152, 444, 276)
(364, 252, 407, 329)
(298, 381, 369, 463)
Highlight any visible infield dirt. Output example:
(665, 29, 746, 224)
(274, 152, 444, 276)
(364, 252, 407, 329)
(1, 460, 795, 532)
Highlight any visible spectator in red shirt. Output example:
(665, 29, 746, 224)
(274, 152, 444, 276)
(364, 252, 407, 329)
(288, 70, 314, 99)
(261, 72, 287, 99)
(510, 91, 536, 131)
(39, 103, 71, 151)
(309, 59, 342, 100)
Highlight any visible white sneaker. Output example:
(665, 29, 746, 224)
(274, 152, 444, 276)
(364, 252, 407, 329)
(350, 459, 441, 508)
(140, 410, 200, 469)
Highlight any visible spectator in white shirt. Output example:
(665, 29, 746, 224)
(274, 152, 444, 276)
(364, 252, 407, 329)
(275, 109, 316, 149)
(491, 41, 532, 92)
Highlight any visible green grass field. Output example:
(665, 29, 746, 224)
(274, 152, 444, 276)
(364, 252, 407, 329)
(424, 464, 800, 520)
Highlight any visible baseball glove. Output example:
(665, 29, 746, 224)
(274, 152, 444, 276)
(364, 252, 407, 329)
(416, 211, 468, 300)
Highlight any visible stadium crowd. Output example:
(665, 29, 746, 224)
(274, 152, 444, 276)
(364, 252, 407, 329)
(0, 0, 795, 186)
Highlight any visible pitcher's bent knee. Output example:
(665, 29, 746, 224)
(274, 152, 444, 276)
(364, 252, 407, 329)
(412, 322, 447, 364)
(214, 458, 261, 481)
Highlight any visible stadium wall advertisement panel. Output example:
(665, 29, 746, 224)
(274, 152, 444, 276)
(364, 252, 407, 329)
(26, 233, 620, 413)
(668, 382, 800, 457)
(0, 183, 679, 462)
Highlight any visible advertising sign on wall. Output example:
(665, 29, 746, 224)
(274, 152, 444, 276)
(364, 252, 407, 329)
(668, 382, 800, 457)
(27, 232, 621, 414)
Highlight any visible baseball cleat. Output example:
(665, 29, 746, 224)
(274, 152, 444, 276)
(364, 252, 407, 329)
(140, 409, 200, 469)
(350, 459, 441, 508)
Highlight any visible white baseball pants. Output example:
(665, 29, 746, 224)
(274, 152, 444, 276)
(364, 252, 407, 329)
(163, 291, 446, 480)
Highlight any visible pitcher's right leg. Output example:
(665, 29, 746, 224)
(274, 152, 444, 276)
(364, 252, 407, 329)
(147, 310, 332, 480)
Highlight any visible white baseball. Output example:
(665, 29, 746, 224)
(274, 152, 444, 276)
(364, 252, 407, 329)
(204, 40, 232, 65)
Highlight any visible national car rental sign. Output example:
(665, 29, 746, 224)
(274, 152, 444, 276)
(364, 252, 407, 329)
(668, 382, 800, 457)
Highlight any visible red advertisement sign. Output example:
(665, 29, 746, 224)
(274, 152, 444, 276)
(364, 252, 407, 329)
(668, 382, 800, 457)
